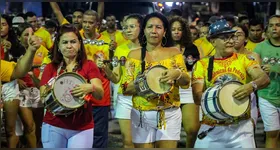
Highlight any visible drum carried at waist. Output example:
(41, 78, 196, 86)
(201, 81, 250, 121)
(134, 65, 173, 100)
(43, 72, 87, 116)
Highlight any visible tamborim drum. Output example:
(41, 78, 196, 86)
(44, 72, 86, 116)
(201, 81, 250, 121)
(134, 65, 172, 100)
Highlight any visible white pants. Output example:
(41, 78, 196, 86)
(194, 119, 255, 148)
(131, 107, 181, 143)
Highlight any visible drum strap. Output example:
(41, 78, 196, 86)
(141, 47, 146, 74)
(207, 56, 214, 82)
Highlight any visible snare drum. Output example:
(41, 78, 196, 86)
(201, 81, 250, 121)
(134, 65, 172, 100)
(44, 72, 86, 116)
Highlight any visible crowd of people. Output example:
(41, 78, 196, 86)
(0, 2, 279, 148)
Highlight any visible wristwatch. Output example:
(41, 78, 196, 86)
(250, 81, 258, 92)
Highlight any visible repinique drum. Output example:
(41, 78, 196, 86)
(134, 65, 172, 100)
(44, 72, 86, 116)
(201, 81, 250, 121)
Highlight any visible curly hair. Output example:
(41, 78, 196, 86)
(168, 16, 193, 48)
(52, 24, 87, 70)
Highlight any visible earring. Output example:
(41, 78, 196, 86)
(161, 36, 167, 46)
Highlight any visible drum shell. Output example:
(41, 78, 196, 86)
(43, 72, 87, 116)
(201, 81, 250, 121)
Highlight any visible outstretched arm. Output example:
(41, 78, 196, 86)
(50, 2, 66, 25)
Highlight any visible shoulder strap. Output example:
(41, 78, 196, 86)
(207, 56, 214, 82)
(141, 47, 146, 74)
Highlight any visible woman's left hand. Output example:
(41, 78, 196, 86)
(159, 69, 181, 84)
(71, 84, 93, 99)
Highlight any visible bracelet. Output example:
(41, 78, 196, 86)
(250, 81, 258, 92)
(176, 69, 183, 80)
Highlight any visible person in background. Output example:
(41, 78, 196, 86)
(238, 16, 249, 29)
(101, 14, 128, 55)
(232, 25, 260, 129)
(24, 11, 53, 50)
(1, 14, 37, 148)
(190, 25, 199, 42)
(254, 15, 280, 148)
(245, 19, 264, 52)
(15, 23, 49, 148)
(169, 15, 200, 148)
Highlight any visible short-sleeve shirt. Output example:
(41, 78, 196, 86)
(254, 40, 280, 107)
(40, 60, 102, 130)
(192, 53, 259, 125)
(121, 54, 189, 111)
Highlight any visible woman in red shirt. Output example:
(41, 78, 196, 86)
(40, 24, 104, 148)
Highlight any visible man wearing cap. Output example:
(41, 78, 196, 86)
(192, 19, 270, 148)
(12, 16, 25, 28)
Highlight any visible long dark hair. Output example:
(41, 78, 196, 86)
(1, 15, 25, 61)
(168, 16, 192, 48)
(138, 12, 174, 48)
(52, 24, 86, 70)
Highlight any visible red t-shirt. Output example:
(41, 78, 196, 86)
(92, 70, 111, 106)
(40, 60, 102, 130)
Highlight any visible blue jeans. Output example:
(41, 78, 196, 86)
(41, 123, 94, 148)
(92, 106, 110, 148)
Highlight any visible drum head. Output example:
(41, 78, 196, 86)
(146, 65, 171, 94)
(218, 81, 249, 117)
(53, 72, 86, 108)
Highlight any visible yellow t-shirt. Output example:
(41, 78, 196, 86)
(194, 37, 215, 58)
(245, 39, 263, 52)
(121, 54, 188, 111)
(101, 30, 128, 47)
(34, 27, 53, 50)
(1, 60, 16, 82)
(32, 45, 49, 77)
(80, 31, 111, 61)
(113, 41, 137, 92)
(192, 53, 259, 126)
